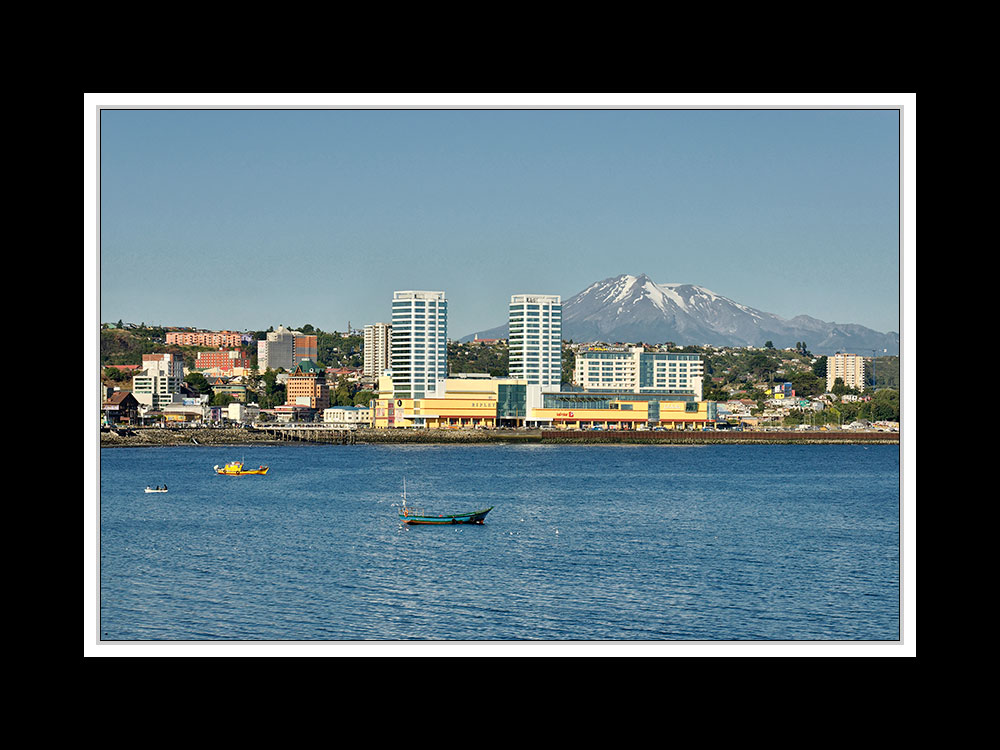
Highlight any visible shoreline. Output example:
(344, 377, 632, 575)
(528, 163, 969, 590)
(99, 426, 899, 447)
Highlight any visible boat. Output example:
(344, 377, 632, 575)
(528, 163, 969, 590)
(144, 486, 168, 493)
(401, 507, 494, 525)
(214, 460, 269, 476)
(397, 479, 492, 525)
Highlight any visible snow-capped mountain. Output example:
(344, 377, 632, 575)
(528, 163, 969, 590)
(465, 273, 899, 355)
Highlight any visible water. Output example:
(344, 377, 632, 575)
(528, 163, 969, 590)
(97, 443, 900, 642)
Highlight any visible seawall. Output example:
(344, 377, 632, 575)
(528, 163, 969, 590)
(100, 426, 898, 447)
(541, 429, 899, 445)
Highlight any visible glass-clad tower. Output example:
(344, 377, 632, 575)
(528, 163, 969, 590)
(390, 290, 448, 399)
(508, 294, 562, 386)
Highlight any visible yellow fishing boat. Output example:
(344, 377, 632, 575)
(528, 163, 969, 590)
(214, 460, 269, 476)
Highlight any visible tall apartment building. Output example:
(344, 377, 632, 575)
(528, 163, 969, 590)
(257, 326, 294, 371)
(390, 291, 447, 399)
(826, 352, 867, 392)
(573, 346, 704, 400)
(132, 353, 184, 409)
(508, 294, 562, 387)
(363, 323, 392, 379)
(258, 327, 320, 371)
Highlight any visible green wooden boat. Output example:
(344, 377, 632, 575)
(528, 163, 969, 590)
(398, 479, 493, 525)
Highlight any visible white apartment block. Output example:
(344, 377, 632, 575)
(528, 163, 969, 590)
(363, 323, 392, 379)
(508, 294, 562, 387)
(132, 353, 184, 409)
(141, 352, 184, 378)
(257, 326, 295, 371)
(573, 346, 704, 400)
(826, 352, 867, 392)
(390, 291, 448, 399)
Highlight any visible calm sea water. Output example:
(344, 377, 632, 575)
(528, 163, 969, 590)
(98, 443, 900, 642)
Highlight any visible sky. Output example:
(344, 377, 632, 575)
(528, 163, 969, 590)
(90, 95, 910, 339)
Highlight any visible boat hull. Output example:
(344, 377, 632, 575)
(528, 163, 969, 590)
(400, 507, 493, 525)
(214, 463, 269, 475)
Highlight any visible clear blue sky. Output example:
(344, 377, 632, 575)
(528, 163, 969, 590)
(94, 98, 905, 338)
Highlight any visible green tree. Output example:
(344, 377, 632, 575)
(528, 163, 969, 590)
(184, 372, 212, 395)
(102, 366, 132, 384)
(745, 352, 779, 381)
(353, 389, 375, 406)
(866, 389, 900, 422)
(333, 376, 354, 406)
(258, 368, 285, 408)
(211, 392, 234, 407)
(786, 370, 825, 399)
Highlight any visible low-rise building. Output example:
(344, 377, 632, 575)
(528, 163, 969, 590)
(372, 373, 718, 430)
(161, 395, 209, 423)
(533, 391, 716, 430)
(227, 402, 260, 423)
(323, 405, 372, 429)
(102, 390, 140, 424)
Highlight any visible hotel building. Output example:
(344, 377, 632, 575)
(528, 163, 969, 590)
(508, 294, 562, 386)
(826, 352, 867, 392)
(390, 291, 447, 400)
(573, 346, 704, 400)
(285, 360, 329, 409)
(363, 323, 392, 379)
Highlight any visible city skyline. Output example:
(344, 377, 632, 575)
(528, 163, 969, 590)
(89, 95, 912, 341)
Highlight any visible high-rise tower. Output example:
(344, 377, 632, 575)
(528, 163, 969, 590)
(508, 294, 562, 387)
(390, 291, 448, 399)
(363, 322, 392, 379)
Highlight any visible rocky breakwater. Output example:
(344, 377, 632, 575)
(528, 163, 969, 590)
(100, 425, 544, 447)
(352, 427, 542, 444)
(100, 425, 284, 447)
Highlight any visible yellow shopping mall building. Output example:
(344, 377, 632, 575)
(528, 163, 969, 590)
(373, 374, 717, 430)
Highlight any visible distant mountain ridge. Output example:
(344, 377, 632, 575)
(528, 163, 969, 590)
(464, 273, 899, 356)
